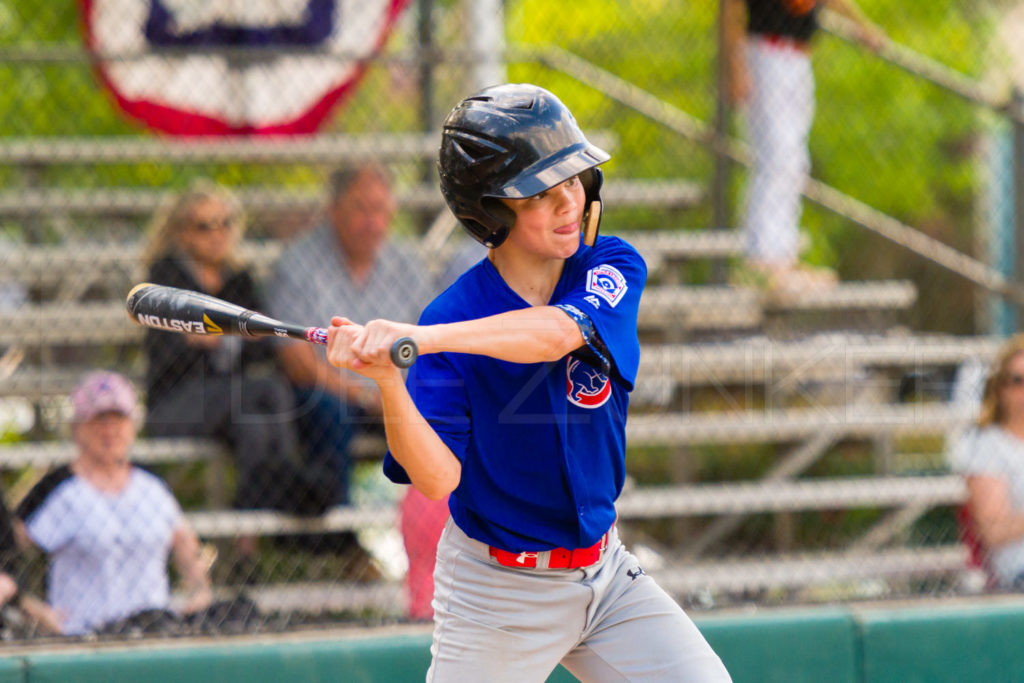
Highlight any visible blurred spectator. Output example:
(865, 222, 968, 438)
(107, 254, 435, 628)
(14, 372, 213, 636)
(950, 334, 1024, 589)
(399, 487, 449, 620)
(141, 180, 336, 580)
(267, 164, 435, 570)
(0, 235, 29, 434)
(0, 486, 61, 635)
(724, 0, 884, 294)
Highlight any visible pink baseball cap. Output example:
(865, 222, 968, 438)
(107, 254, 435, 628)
(71, 371, 138, 423)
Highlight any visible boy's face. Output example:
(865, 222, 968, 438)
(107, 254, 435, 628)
(499, 176, 585, 260)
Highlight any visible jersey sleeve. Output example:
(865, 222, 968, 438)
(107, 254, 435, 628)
(383, 318, 472, 485)
(16, 467, 77, 552)
(19, 486, 74, 553)
(554, 236, 647, 390)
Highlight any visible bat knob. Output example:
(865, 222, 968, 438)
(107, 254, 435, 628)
(391, 337, 418, 369)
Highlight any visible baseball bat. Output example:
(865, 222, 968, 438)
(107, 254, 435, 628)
(125, 283, 418, 368)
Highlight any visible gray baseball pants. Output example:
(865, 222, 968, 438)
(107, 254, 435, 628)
(427, 518, 732, 682)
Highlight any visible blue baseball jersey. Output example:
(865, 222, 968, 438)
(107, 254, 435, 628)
(383, 235, 646, 552)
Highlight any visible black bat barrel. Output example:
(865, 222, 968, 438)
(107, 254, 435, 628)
(126, 283, 270, 337)
(126, 283, 418, 367)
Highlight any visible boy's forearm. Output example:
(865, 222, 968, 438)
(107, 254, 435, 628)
(420, 306, 584, 364)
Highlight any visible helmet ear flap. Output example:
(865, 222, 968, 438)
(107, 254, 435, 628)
(581, 167, 603, 247)
(478, 197, 516, 247)
(580, 167, 603, 199)
(462, 218, 509, 249)
(480, 197, 516, 229)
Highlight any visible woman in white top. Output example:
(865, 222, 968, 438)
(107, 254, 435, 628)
(15, 371, 212, 635)
(952, 334, 1024, 589)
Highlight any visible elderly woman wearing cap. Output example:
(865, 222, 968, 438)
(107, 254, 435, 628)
(14, 371, 212, 636)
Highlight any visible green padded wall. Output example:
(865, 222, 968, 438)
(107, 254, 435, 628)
(698, 609, 858, 683)
(7, 602, 1024, 682)
(0, 657, 23, 683)
(859, 603, 1024, 683)
(24, 636, 434, 683)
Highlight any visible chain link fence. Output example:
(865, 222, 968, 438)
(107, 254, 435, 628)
(0, 0, 1022, 642)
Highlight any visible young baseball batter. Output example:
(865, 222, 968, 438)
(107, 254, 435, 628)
(326, 83, 730, 682)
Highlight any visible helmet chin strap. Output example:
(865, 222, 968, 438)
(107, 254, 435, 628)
(582, 200, 602, 247)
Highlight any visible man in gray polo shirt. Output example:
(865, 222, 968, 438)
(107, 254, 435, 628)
(267, 164, 434, 562)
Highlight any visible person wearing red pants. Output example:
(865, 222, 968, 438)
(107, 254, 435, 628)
(399, 488, 450, 620)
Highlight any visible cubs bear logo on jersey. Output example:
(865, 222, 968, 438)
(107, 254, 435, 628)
(566, 358, 611, 408)
(585, 264, 628, 307)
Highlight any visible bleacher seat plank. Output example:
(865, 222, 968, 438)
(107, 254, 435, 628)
(764, 280, 918, 311)
(6, 230, 737, 291)
(0, 134, 442, 165)
(2, 434, 384, 470)
(187, 505, 396, 538)
(2, 241, 282, 289)
(0, 301, 138, 346)
(0, 367, 105, 399)
(638, 281, 916, 332)
(625, 402, 971, 446)
(638, 286, 763, 330)
(245, 581, 404, 616)
(1, 438, 224, 469)
(176, 474, 964, 540)
(617, 229, 743, 262)
(241, 546, 968, 616)
(636, 334, 1001, 384)
(615, 474, 965, 518)
(656, 545, 968, 595)
(0, 180, 702, 219)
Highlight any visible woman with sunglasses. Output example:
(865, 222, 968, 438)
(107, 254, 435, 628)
(142, 180, 337, 583)
(952, 334, 1024, 589)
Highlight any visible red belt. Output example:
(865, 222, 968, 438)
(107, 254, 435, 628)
(757, 33, 810, 53)
(489, 528, 611, 569)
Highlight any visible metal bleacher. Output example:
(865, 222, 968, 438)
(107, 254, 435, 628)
(0, 129, 995, 618)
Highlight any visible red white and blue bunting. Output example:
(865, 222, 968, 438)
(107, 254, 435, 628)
(80, 0, 410, 135)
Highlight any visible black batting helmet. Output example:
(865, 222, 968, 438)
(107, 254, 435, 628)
(438, 83, 610, 248)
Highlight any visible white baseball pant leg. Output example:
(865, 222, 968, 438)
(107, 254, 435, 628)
(427, 519, 731, 682)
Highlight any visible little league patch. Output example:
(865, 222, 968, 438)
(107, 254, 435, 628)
(585, 264, 628, 307)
